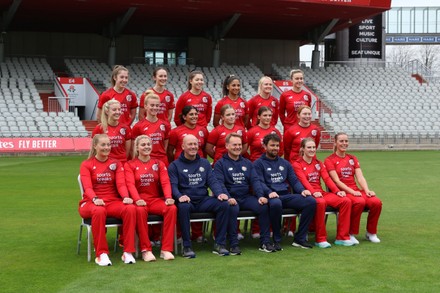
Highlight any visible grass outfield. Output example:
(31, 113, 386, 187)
(1, 151, 439, 293)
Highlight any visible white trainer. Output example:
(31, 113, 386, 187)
(142, 251, 156, 262)
(315, 241, 332, 248)
(350, 235, 360, 245)
(287, 231, 294, 237)
(366, 232, 381, 243)
(160, 250, 175, 260)
(95, 253, 112, 266)
(251, 233, 260, 239)
(122, 252, 136, 264)
(237, 233, 244, 240)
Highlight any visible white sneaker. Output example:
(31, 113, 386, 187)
(142, 250, 157, 262)
(366, 232, 381, 243)
(196, 236, 204, 243)
(287, 231, 294, 237)
(237, 233, 244, 240)
(122, 252, 136, 264)
(251, 233, 260, 239)
(95, 253, 112, 266)
(315, 241, 332, 248)
(350, 235, 360, 245)
(160, 250, 175, 260)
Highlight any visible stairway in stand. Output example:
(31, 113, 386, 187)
(82, 120, 98, 136)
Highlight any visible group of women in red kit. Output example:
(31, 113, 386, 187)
(79, 66, 382, 265)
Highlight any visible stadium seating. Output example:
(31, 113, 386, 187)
(0, 58, 89, 138)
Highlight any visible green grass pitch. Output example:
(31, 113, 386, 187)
(1, 151, 439, 292)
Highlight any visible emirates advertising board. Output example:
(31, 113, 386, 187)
(349, 14, 382, 59)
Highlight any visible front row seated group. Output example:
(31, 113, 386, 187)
(79, 132, 382, 266)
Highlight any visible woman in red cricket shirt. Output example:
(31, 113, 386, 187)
(284, 105, 320, 164)
(167, 105, 208, 163)
(213, 75, 248, 128)
(174, 71, 213, 128)
(97, 65, 138, 126)
(79, 134, 137, 266)
(138, 67, 175, 122)
(247, 106, 283, 162)
(132, 90, 171, 166)
(125, 135, 177, 261)
(293, 138, 354, 248)
(279, 69, 311, 133)
(92, 99, 132, 163)
(206, 104, 248, 165)
(247, 76, 279, 129)
(325, 132, 382, 244)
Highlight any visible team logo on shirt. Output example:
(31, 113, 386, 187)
(109, 163, 117, 171)
(311, 130, 317, 136)
(165, 95, 171, 102)
(240, 102, 245, 108)
(152, 164, 159, 171)
(120, 128, 126, 135)
(315, 164, 321, 170)
(237, 130, 243, 136)
(242, 166, 247, 171)
(126, 95, 132, 102)
(199, 167, 205, 172)
(349, 159, 355, 166)
(279, 166, 284, 171)
(203, 97, 208, 103)
(199, 131, 205, 137)
(271, 101, 276, 107)
(160, 125, 165, 131)
(303, 95, 309, 101)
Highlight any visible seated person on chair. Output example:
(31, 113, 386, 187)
(168, 134, 231, 258)
(78, 134, 137, 266)
(214, 133, 278, 254)
(254, 133, 316, 250)
(293, 137, 353, 248)
(125, 135, 177, 262)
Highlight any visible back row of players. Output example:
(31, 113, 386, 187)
(94, 65, 319, 166)
(80, 65, 382, 265)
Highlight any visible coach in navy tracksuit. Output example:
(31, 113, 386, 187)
(254, 133, 316, 250)
(168, 134, 230, 258)
(214, 133, 277, 253)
